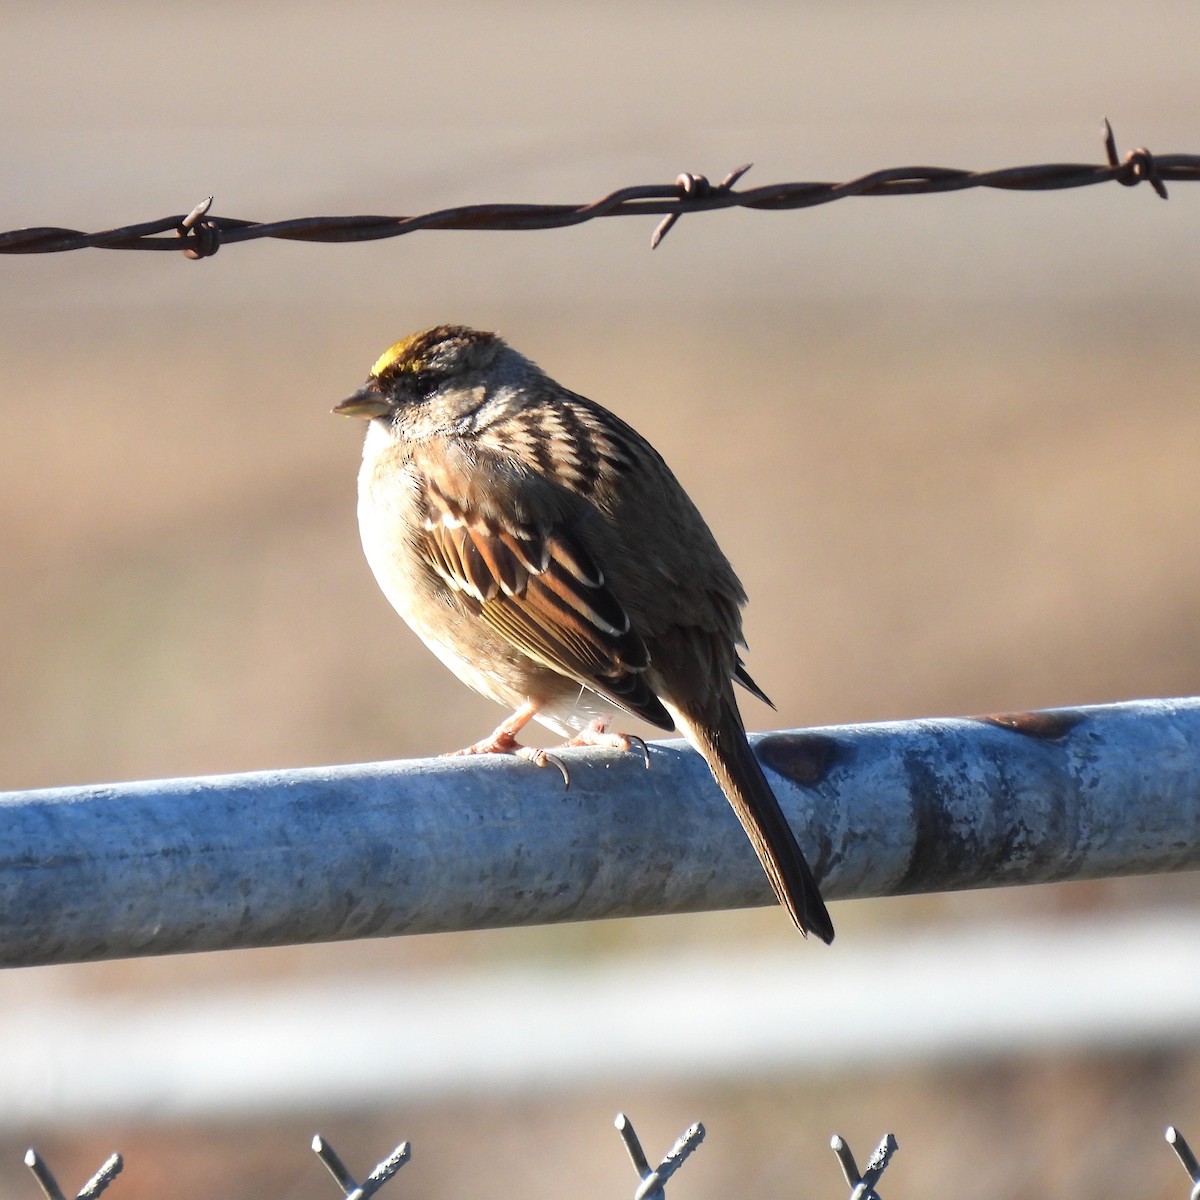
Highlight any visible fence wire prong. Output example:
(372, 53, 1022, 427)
(78, 1155, 123, 1200)
(615, 1113, 653, 1177)
(24, 1151, 67, 1200)
(830, 1133, 898, 1200)
(1166, 1126, 1200, 1200)
(615, 1112, 705, 1200)
(831, 1135, 861, 1187)
(361, 1143, 412, 1194)
(862, 1133, 899, 1176)
(24, 1150, 123, 1200)
(312, 1134, 411, 1200)
(313, 1135, 358, 1193)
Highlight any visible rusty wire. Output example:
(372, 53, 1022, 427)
(0, 122, 1192, 261)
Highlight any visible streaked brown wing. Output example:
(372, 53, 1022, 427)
(418, 465, 674, 731)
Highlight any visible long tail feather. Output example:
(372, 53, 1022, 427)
(676, 701, 834, 942)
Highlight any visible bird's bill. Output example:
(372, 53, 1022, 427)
(333, 382, 392, 419)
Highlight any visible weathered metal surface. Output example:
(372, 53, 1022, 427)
(1, 697, 1199, 966)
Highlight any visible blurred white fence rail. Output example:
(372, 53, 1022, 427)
(1, 697, 1199, 967)
(5, 913, 1197, 1127)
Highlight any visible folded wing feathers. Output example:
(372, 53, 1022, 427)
(420, 491, 673, 727)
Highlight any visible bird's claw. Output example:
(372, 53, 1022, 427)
(515, 746, 571, 787)
(565, 721, 651, 768)
(449, 733, 571, 789)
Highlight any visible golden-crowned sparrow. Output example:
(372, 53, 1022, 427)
(334, 325, 833, 941)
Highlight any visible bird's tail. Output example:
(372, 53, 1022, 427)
(677, 699, 834, 943)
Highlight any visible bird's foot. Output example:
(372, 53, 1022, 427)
(565, 718, 650, 768)
(448, 704, 570, 786)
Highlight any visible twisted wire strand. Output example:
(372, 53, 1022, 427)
(1, 123, 1192, 259)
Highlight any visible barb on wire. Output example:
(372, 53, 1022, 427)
(1104, 117, 1168, 199)
(312, 1135, 411, 1200)
(24, 1150, 123, 1200)
(177, 195, 220, 259)
(650, 162, 753, 248)
(614, 1112, 706, 1200)
(1166, 1127, 1200, 1200)
(831, 1133, 899, 1200)
(0, 122, 1193, 261)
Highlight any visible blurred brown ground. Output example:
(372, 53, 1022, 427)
(2, 2, 1199, 1197)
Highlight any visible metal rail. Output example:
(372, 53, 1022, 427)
(2, 697, 1198, 966)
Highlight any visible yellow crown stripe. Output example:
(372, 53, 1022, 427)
(371, 333, 428, 377)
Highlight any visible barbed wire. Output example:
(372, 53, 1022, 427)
(0, 122, 1193, 261)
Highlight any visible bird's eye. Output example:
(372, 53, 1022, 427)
(412, 368, 441, 396)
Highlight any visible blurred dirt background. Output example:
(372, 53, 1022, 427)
(2, 2, 1199, 1198)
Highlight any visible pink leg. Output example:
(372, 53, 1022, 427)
(450, 701, 570, 784)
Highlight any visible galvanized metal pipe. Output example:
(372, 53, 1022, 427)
(2, 697, 1199, 966)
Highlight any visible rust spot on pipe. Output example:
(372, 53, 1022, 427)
(973, 709, 1085, 740)
(756, 732, 842, 786)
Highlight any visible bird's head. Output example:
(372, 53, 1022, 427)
(334, 324, 529, 436)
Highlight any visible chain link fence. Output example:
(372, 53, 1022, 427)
(19, 1121, 1200, 1200)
